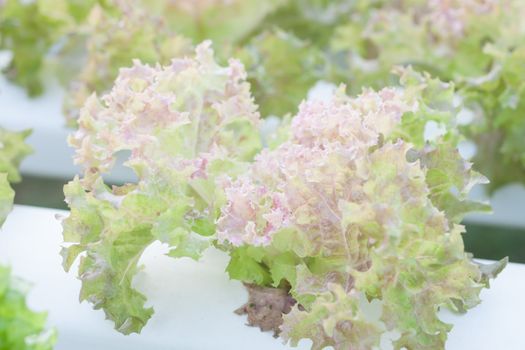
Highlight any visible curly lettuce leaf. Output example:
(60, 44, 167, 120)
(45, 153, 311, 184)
(412, 142, 490, 224)
(62, 42, 261, 334)
(282, 284, 381, 350)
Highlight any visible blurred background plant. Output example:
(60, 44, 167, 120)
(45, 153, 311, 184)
(0, 265, 57, 350)
(0, 0, 377, 122)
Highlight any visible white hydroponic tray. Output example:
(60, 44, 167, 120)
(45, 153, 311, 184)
(0, 205, 523, 350)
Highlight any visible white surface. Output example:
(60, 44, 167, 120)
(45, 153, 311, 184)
(465, 183, 525, 228)
(0, 205, 523, 350)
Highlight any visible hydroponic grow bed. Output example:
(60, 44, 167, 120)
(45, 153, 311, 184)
(0, 205, 523, 350)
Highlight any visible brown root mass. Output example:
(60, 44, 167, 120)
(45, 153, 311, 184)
(235, 283, 297, 337)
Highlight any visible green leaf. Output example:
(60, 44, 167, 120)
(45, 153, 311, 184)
(0, 174, 14, 227)
(414, 141, 491, 224)
(392, 67, 459, 148)
(226, 246, 271, 286)
(0, 128, 32, 183)
(268, 253, 298, 288)
(151, 203, 212, 261)
(0, 265, 57, 350)
(62, 179, 157, 334)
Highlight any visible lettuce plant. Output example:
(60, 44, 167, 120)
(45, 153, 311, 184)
(218, 70, 505, 349)
(61, 42, 261, 334)
(62, 42, 504, 348)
